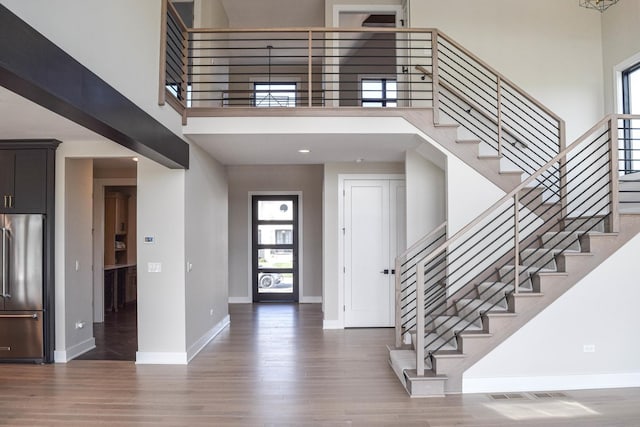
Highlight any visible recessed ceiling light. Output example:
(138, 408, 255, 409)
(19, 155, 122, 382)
(298, 149, 311, 153)
(356, 158, 365, 163)
(132, 157, 139, 162)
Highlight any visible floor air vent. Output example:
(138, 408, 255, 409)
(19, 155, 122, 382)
(489, 393, 528, 400)
(532, 392, 568, 399)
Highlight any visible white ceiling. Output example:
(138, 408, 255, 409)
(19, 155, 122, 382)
(0, 86, 108, 142)
(185, 132, 419, 165)
(0, 86, 136, 172)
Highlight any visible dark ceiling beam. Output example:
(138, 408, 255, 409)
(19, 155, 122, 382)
(0, 4, 189, 169)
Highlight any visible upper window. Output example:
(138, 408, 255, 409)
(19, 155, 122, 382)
(361, 78, 397, 107)
(621, 64, 640, 174)
(254, 83, 297, 107)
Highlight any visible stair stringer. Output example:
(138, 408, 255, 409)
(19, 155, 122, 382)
(433, 213, 640, 394)
(400, 109, 523, 192)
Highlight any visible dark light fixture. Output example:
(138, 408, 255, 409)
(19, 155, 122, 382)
(579, 0, 620, 12)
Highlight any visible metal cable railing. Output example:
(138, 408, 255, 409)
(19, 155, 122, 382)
(408, 115, 640, 376)
(394, 222, 447, 347)
(159, 9, 565, 175)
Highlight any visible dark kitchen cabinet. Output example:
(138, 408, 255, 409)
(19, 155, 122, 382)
(0, 140, 59, 363)
(0, 149, 48, 213)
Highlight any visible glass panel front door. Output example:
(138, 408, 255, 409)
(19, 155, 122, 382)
(252, 195, 299, 302)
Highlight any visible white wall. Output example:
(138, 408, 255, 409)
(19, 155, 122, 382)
(322, 162, 404, 327)
(2, 0, 184, 136)
(602, 0, 640, 113)
(405, 149, 445, 246)
(59, 159, 95, 361)
(136, 157, 187, 363)
(464, 232, 640, 393)
(227, 165, 324, 302)
(194, 0, 229, 27)
(185, 143, 229, 360)
(409, 0, 605, 142)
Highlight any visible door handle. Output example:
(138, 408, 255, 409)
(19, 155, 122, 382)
(380, 269, 389, 275)
(8, 195, 13, 208)
(1, 227, 7, 298)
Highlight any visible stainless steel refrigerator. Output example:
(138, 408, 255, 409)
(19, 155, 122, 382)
(0, 214, 44, 361)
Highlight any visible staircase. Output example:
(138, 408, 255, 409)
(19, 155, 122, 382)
(390, 115, 640, 396)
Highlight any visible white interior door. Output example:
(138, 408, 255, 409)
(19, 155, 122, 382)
(344, 179, 405, 327)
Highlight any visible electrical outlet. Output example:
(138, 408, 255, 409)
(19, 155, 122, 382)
(583, 344, 595, 353)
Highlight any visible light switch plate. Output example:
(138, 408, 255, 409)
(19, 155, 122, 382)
(148, 262, 162, 273)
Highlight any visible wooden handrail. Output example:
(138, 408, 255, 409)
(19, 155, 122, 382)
(395, 221, 446, 348)
(167, 1, 188, 33)
(412, 114, 639, 270)
(397, 221, 447, 263)
(435, 31, 564, 124)
(186, 26, 437, 34)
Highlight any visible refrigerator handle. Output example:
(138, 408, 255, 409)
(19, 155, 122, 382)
(1, 227, 7, 298)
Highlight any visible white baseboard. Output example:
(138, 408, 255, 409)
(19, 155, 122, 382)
(187, 315, 230, 362)
(300, 296, 322, 304)
(54, 337, 96, 363)
(463, 372, 640, 394)
(228, 297, 251, 303)
(135, 351, 188, 365)
(323, 319, 343, 329)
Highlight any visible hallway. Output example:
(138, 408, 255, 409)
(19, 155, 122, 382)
(0, 304, 638, 425)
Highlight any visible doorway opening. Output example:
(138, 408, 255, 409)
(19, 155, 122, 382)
(252, 195, 299, 302)
(78, 160, 137, 361)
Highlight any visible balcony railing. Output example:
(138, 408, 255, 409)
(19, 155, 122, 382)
(159, 2, 565, 178)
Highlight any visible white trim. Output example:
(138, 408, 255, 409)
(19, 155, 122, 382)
(247, 191, 304, 302)
(228, 296, 252, 304)
(186, 314, 230, 362)
(54, 337, 96, 363)
(337, 174, 405, 329)
(463, 372, 640, 394)
(300, 296, 322, 304)
(322, 319, 344, 329)
(613, 52, 640, 114)
(332, 4, 404, 28)
(135, 351, 188, 365)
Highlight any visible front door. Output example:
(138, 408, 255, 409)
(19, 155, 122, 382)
(344, 179, 406, 327)
(252, 195, 299, 302)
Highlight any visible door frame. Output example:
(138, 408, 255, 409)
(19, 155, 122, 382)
(337, 174, 404, 328)
(247, 191, 304, 303)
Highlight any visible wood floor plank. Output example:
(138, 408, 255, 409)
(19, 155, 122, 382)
(0, 303, 639, 426)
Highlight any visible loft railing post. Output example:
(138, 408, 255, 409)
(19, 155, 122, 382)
(158, 0, 168, 106)
(609, 116, 620, 233)
(308, 30, 313, 107)
(559, 120, 568, 220)
(513, 193, 520, 294)
(497, 76, 503, 158)
(180, 27, 188, 123)
(394, 257, 403, 348)
(416, 261, 426, 376)
(431, 30, 441, 125)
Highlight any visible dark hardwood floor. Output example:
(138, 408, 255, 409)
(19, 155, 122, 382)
(0, 303, 639, 425)
(76, 302, 137, 361)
